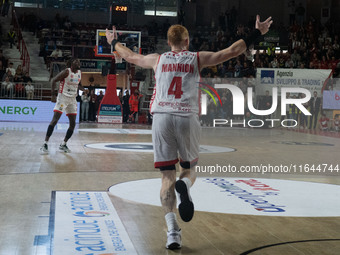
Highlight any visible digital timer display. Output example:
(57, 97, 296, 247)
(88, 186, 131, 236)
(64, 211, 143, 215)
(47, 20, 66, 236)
(115, 5, 128, 12)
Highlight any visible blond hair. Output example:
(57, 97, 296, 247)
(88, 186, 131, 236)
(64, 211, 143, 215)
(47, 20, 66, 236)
(167, 25, 189, 46)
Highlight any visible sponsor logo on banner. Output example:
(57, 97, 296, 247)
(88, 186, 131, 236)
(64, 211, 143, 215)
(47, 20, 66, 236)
(53, 192, 137, 254)
(109, 178, 340, 217)
(0, 105, 37, 115)
(261, 70, 275, 84)
(257, 68, 332, 95)
(98, 115, 122, 124)
(81, 60, 97, 69)
(0, 100, 79, 123)
(322, 90, 340, 110)
(99, 104, 122, 116)
(98, 102, 122, 122)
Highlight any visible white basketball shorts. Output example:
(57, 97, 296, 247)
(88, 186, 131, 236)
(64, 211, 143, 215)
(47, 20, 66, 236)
(152, 113, 201, 168)
(53, 93, 77, 115)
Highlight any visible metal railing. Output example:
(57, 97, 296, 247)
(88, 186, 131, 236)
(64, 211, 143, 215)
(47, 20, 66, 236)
(11, 9, 30, 73)
(0, 82, 44, 100)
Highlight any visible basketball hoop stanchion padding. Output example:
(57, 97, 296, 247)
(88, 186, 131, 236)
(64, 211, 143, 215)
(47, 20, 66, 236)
(94, 29, 141, 123)
(97, 61, 123, 123)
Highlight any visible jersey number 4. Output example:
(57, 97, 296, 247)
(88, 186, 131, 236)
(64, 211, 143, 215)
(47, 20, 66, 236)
(168, 76, 183, 99)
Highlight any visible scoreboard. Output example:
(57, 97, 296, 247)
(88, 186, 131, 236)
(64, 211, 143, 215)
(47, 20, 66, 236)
(109, 4, 128, 25)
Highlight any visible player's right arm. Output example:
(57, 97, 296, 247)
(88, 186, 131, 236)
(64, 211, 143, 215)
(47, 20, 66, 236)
(199, 15, 273, 69)
(106, 27, 159, 71)
(116, 43, 159, 70)
(51, 69, 69, 102)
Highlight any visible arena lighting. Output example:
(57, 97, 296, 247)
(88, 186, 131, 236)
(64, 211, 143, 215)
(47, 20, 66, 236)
(144, 10, 177, 16)
(14, 2, 42, 7)
(274, 49, 288, 54)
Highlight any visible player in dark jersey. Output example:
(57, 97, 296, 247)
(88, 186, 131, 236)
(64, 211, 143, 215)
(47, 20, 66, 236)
(40, 58, 84, 154)
(106, 15, 272, 249)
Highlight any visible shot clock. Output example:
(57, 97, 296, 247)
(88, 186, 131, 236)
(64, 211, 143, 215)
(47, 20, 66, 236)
(115, 5, 128, 12)
(109, 3, 128, 27)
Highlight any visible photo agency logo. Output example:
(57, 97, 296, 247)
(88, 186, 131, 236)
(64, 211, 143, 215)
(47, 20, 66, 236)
(199, 82, 223, 110)
(200, 78, 312, 128)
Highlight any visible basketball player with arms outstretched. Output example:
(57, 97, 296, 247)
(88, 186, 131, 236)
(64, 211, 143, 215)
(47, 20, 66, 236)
(40, 58, 84, 154)
(106, 15, 272, 249)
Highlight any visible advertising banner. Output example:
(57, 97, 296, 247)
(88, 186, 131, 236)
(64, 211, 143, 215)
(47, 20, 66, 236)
(98, 104, 122, 123)
(0, 99, 80, 123)
(256, 68, 332, 95)
(322, 90, 340, 110)
(53, 191, 137, 254)
(99, 104, 122, 116)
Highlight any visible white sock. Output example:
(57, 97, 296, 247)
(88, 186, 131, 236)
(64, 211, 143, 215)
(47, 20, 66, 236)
(61, 141, 66, 146)
(44, 141, 48, 145)
(181, 177, 192, 188)
(165, 212, 179, 232)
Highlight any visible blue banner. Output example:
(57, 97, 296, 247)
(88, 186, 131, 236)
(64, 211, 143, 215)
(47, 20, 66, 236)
(99, 104, 122, 116)
(323, 91, 340, 110)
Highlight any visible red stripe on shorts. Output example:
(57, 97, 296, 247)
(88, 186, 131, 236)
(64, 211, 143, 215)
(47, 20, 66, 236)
(154, 158, 179, 168)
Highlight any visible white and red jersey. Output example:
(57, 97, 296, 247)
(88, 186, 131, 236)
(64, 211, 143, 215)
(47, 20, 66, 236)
(58, 68, 81, 97)
(319, 117, 329, 129)
(150, 50, 200, 116)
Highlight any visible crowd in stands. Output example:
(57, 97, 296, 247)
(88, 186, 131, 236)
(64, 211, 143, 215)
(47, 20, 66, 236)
(0, 49, 35, 99)
(1, 3, 36, 100)
(15, 12, 160, 69)
(14, 10, 340, 80)
(191, 15, 340, 80)
(77, 87, 104, 122)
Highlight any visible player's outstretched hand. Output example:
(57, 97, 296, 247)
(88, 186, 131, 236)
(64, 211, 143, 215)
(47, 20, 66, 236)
(105, 26, 117, 45)
(255, 15, 273, 35)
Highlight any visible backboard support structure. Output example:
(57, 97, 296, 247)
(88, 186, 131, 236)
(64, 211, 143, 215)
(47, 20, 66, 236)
(95, 29, 142, 59)
(95, 30, 141, 124)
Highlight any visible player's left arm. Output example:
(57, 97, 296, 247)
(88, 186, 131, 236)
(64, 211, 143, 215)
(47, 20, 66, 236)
(106, 27, 159, 70)
(199, 15, 272, 68)
(51, 69, 69, 102)
(78, 82, 85, 91)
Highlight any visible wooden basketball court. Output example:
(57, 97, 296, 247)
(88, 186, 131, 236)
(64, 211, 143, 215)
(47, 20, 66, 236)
(0, 121, 339, 255)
